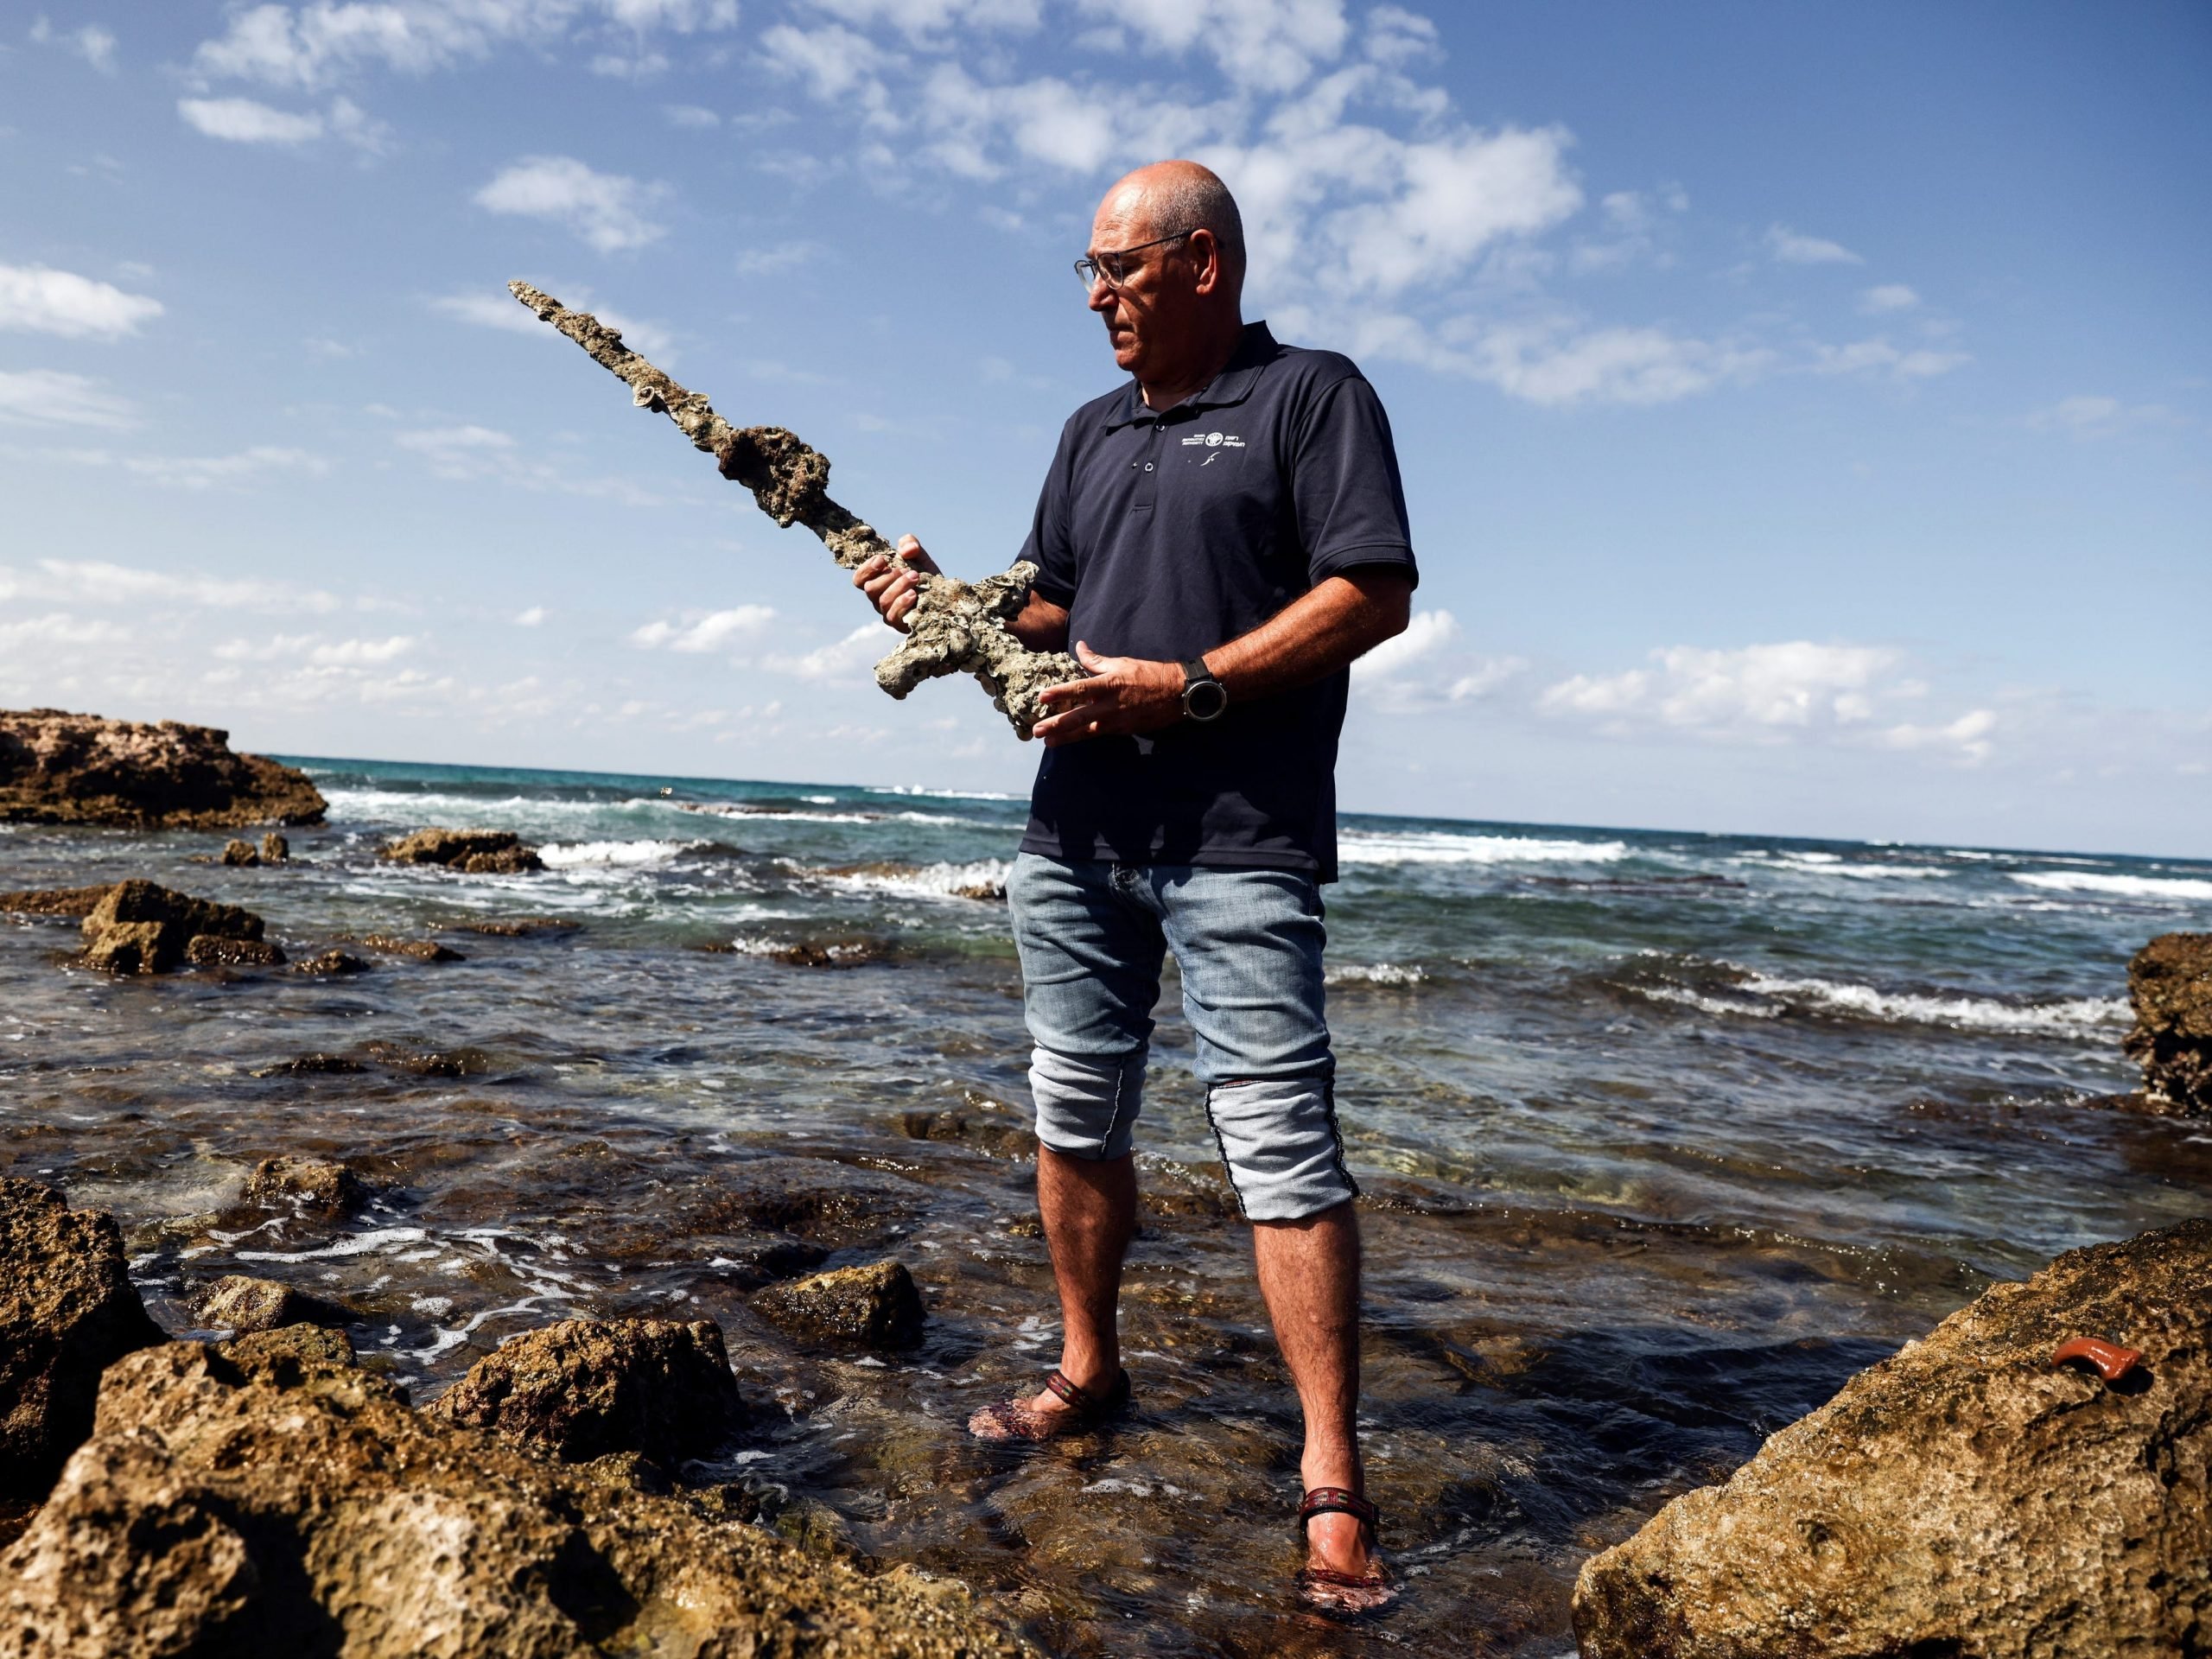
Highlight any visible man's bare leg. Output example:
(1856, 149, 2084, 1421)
(976, 1146, 1135, 1429)
(1252, 1201, 1384, 1596)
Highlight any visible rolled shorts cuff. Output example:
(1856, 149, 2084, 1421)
(1030, 1045, 1145, 1161)
(1206, 1074, 1358, 1222)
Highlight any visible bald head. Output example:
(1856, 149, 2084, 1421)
(1098, 161, 1246, 297)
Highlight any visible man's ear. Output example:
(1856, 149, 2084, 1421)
(1189, 228, 1221, 296)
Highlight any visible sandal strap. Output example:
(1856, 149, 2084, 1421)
(1299, 1486, 1380, 1540)
(1042, 1370, 1095, 1410)
(1041, 1368, 1128, 1415)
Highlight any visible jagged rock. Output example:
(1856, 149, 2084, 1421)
(449, 915, 580, 937)
(358, 933, 464, 962)
(240, 1157, 375, 1215)
(0, 1334, 1034, 1659)
(378, 826, 543, 874)
(1572, 1219, 2212, 1659)
(0, 1179, 165, 1498)
(219, 838, 258, 867)
(2123, 932, 2212, 1116)
(258, 831, 289, 863)
(181, 935, 285, 968)
(192, 1275, 354, 1335)
(360, 1039, 489, 1077)
(250, 1052, 367, 1077)
(289, 948, 368, 976)
(0, 708, 325, 829)
(0, 886, 113, 918)
(753, 1258, 925, 1350)
(76, 880, 266, 975)
(426, 1317, 745, 1466)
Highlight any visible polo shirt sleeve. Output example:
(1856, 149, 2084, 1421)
(1018, 416, 1081, 609)
(1292, 372, 1419, 589)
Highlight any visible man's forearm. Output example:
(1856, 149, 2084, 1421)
(1202, 570, 1413, 702)
(1009, 592, 1071, 652)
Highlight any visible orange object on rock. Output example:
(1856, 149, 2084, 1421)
(2050, 1336, 2144, 1382)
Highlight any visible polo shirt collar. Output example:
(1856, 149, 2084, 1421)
(1103, 320, 1279, 429)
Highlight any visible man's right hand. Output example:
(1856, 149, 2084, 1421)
(855, 535, 942, 634)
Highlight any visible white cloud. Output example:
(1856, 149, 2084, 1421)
(2026, 395, 2177, 437)
(429, 288, 674, 357)
(1080, 0, 1346, 93)
(0, 369, 137, 429)
(1405, 318, 1769, 407)
(630, 606, 779, 652)
(215, 632, 415, 664)
(0, 613, 130, 650)
(815, 0, 1042, 41)
(1448, 657, 1524, 701)
(178, 95, 326, 143)
(29, 16, 117, 72)
(1352, 607, 1456, 679)
(1874, 708, 1995, 764)
(1765, 224, 1862, 265)
(394, 423, 662, 504)
(188, 0, 737, 91)
(734, 240, 826, 276)
(515, 606, 548, 626)
(1542, 642, 1904, 739)
(0, 264, 162, 339)
(474, 156, 669, 252)
(28, 444, 329, 490)
(1812, 338, 1970, 381)
(663, 102, 720, 128)
(764, 623, 888, 681)
(1859, 283, 1919, 313)
(3, 557, 341, 614)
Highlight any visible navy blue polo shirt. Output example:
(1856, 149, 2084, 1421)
(1015, 320, 1418, 883)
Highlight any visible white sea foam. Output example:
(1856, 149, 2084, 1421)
(820, 859, 1012, 901)
(1338, 831, 1629, 867)
(538, 838, 709, 870)
(1739, 973, 2127, 1038)
(237, 1226, 428, 1262)
(867, 785, 1020, 801)
(1631, 984, 1783, 1020)
(2009, 871, 2212, 902)
(1326, 962, 1429, 987)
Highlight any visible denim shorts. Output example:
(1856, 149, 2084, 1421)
(1006, 852, 1357, 1223)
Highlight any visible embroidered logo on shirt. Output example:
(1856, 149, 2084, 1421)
(1180, 431, 1245, 448)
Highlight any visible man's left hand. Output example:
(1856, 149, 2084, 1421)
(1033, 642, 1186, 747)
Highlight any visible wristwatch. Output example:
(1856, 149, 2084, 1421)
(1180, 657, 1229, 722)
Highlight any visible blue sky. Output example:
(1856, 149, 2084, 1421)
(2, 0, 2206, 855)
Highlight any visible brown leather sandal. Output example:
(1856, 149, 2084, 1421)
(966, 1367, 1132, 1443)
(1294, 1487, 1397, 1616)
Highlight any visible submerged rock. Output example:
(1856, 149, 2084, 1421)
(1572, 1218, 2212, 1659)
(240, 1156, 377, 1215)
(289, 948, 368, 976)
(76, 880, 268, 975)
(219, 838, 258, 867)
(427, 1317, 747, 1467)
(357, 932, 464, 962)
(181, 935, 285, 968)
(753, 1258, 926, 1350)
(449, 914, 579, 937)
(2123, 932, 2212, 1116)
(192, 1275, 354, 1335)
(0, 1334, 1035, 1659)
(0, 1179, 165, 1498)
(378, 826, 544, 874)
(0, 886, 113, 918)
(0, 708, 326, 829)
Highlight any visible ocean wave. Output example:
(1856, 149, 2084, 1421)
(1339, 831, 1629, 867)
(2009, 871, 2212, 902)
(1326, 962, 1429, 987)
(866, 785, 1020, 801)
(817, 859, 1012, 901)
(1739, 851, 1948, 880)
(537, 838, 715, 870)
(1740, 973, 2128, 1037)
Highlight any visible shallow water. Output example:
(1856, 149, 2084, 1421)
(4, 758, 2209, 1656)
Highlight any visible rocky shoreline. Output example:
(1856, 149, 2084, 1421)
(0, 709, 326, 830)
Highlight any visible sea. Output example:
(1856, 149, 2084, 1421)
(3, 756, 2209, 1656)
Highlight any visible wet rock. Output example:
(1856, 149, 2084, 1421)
(378, 826, 544, 874)
(357, 933, 464, 963)
(258, 831, 288, 863)
(0, 708, 327, 830)
(0, 1179, 165, 1498)
(449, 914, 580, 937)
(219, 838, 258, 867)
(181, 935, 285, 969)
(240, 1156, 376, 1215)
(360, 1039, 490, 1077)
(249, 1052, 366, 1077)
(773, 939, 882, 969)
(682, 1156, 923, 1249)
(753, 1258, 925, 1350)
(0, 1336, 1036, 1659)
(426, 1317, 746, 1466)
(898, 1106, 1033, 1155)
(2122, 931, 2212, 1116)
(76, 880, 267, 975)
(192, 1275, 354, 1335)
(0, 886, 113, 918)
(289, 948, 367, 976)
(1572, 1218, 2212, 1659)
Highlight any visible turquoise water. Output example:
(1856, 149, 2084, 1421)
(4, 756, 2208, 1655)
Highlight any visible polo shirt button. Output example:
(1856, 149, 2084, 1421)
(1144, 462, 1154, 472)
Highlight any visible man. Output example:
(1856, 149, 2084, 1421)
(855, 160, 1415, 1615)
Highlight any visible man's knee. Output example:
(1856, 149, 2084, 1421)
(1205, 1074, 1358, 1222)
(1030, 1045, 1146, 1161)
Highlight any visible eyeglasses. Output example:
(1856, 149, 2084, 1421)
(1074, 229, 1195, 291)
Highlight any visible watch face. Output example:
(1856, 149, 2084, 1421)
(1185, 678, 1229, 721)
